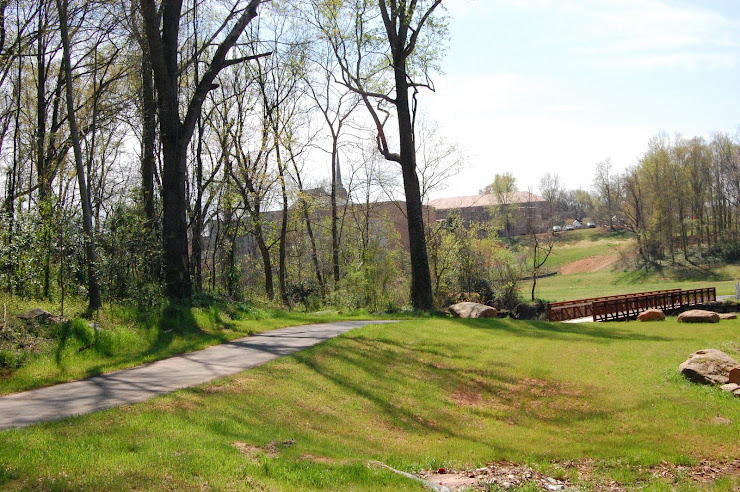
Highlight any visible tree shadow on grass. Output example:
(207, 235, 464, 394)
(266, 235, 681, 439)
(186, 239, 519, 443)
(293, 337, 611, 443)
(455, 319, 670, 343)
(172, 334, 619, 471)
(670, 264, 730, 282)
(143, 303, 230, 359)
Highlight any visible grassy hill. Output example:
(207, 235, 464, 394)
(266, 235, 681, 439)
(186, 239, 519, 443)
(1, 317, 738, 490)
(527, 228, 740, 302)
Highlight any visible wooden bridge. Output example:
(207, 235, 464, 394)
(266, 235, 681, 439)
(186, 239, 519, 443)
(548, 287, 716, 322)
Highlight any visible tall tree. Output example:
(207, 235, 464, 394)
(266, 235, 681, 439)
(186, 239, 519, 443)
(482, 172, 517, 239)
(56, 0, 101, 309)
(538, 172, 562, 231)
(139, 0, 264, 299)
(304, 46, 359, 287)
(308, 0, 446, 310)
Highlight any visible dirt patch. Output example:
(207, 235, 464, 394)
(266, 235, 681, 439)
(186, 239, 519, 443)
(233, 442, 262, 455)
(710, 415, 733, 425)
(233, 439, 295, 458)
(451, 386, 483, 406)
(510, 378, 583, 399)
(448, 378, 583, 412)
(560, 254, 619, 275)
(650, 459, 740, 484)
(264, 439, 295, 457)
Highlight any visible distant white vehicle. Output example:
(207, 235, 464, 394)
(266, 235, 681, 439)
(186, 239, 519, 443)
(552, 225, 562, 232)
(565, 225, 574, 231)
(587, 222, 596, 228)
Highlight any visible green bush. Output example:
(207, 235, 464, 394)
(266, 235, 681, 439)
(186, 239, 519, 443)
(286, 279, 323, 311)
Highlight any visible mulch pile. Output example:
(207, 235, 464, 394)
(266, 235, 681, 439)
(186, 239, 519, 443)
(420, 459, 740, 491)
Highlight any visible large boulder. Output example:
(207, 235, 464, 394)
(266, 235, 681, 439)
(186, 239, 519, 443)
(449, 302, 497, 319)
(679, 349, 740, 385)
(637, 309, 665, 322)
(677, 310, 720, 323)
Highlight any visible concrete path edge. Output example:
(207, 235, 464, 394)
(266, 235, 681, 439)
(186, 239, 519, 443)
(0, 320, 399, 430)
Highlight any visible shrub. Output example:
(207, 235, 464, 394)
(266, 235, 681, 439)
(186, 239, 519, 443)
(286, 279, 323, 311)
(511, 299, 549, 320)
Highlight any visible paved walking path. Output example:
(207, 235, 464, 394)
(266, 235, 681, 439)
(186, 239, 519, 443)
(0, 320, 397, 430)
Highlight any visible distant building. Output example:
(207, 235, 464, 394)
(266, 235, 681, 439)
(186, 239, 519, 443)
(429, 191, 548, 236)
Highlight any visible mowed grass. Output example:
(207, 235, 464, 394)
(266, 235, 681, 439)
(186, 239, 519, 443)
(1, 317, 739, 490)
(0, 296, 386, 396)
(537, 228, 631, 270)
(525, 228, 740, 301)
(534, 264, 740, 302)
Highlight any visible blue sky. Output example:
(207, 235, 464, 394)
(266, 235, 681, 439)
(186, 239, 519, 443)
(424, 0, 740, 198)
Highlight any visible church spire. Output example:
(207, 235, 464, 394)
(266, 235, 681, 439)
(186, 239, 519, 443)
(335, 154, 343, 190)
(335, 155, 347, 201)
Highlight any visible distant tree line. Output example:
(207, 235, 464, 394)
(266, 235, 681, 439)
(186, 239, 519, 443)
(620, 133, 740, 266)
(542, 132, 740, 268)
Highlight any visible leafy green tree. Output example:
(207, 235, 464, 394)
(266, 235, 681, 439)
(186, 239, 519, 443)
(140, 0, 264, 300)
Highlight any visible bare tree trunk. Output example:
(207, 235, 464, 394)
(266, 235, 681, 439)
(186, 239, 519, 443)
(192, 119, 205, 294)
(276, 144, 289, 305)
(330, 138, 340, 286)
(57, 0, 101, 310)
(254, 221, 274, 300)
(393, 67, 434, 311)
(141, 54, 156, 231)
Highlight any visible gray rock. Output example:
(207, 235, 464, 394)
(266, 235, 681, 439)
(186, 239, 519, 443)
(679, 349, 740, 385)
(449, 302, 497, 319)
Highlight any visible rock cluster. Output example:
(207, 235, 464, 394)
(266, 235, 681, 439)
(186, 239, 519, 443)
(679, 349, 740, 398)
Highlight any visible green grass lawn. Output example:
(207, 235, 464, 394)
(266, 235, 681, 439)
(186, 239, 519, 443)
(1, 317, 739, 490)
(542, 231, 629, 270)
(0, 296, 391, 396)
(532, 263, 740, 302)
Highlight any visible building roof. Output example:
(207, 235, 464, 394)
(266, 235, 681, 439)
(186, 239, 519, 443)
(429, 191, 546, 210)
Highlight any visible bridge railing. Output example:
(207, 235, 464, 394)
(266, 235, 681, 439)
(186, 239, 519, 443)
(548, 289, 680, 322)
(548, 287, 716, 322)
